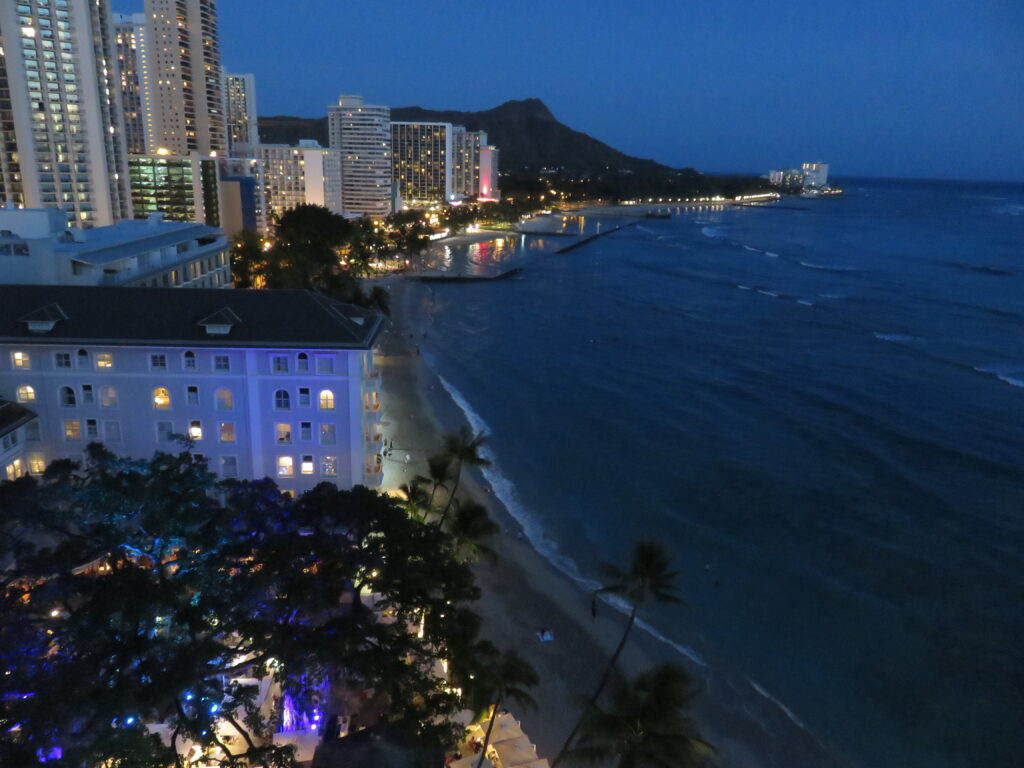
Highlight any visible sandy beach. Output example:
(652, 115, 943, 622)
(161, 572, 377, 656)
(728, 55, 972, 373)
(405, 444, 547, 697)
(374, 278, 856, 768)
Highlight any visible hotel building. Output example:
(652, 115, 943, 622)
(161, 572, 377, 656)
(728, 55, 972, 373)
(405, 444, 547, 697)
(128, 152, 221, 226)
(1, 398, 39, 482)
(225, 73, 259, 156)
(113, 13, 149, 155)
(452, 127, 486, 200)
(0, 0, 132, 226)
(327, 95, 392, 218)
(390, 121, 455, 205)
(479, 145, 500, 201)
(801, 162, 830, 189)
(256, 141, 343, 223)
(0, 286, 386, 492)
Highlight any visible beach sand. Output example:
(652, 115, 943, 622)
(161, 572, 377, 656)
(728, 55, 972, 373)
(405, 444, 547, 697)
(374, 278, 856, 768)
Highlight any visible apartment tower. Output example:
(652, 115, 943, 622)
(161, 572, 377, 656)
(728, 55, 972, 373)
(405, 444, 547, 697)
(390, 122, 455, 205)
(452, 127, 486, 199)
(327, 95, 391, 218)
(225, 73, 259, 156)
(113, 13, 149, 155)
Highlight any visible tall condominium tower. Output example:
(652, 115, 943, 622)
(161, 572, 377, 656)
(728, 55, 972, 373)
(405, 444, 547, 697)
(0, 0, 132, 226)
(142, 0, 227, 156)
(113, 13, 149, 155)
(452, 127, 486, 199)
(225, 73, 259, 155)
(479, 145, 500, 201)
(256, 141, 343, 224)
(390, 122, 455, 205)
(327, 95, 391, 218)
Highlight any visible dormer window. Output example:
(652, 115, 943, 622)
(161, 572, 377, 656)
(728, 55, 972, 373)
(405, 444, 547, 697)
(198, 307, 241, 336)
(18, 303, 67, 334)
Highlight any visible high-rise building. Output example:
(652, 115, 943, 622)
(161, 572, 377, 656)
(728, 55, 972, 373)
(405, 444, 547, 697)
(113, 13, 149, 155)
(256, 141, 343, 224)
(801, 162, 830, 189)
(390, 122, 455, 205)
(219, 156, 267, 235)
(452, 127, 486, 200)
(0, 0, 132, 227)
(327, 95, 391, 218)
(142, 0, 227, 156)
(479, 145, 500, 201)
(128, 153, 221, 226)
(225, 73, 259, 155)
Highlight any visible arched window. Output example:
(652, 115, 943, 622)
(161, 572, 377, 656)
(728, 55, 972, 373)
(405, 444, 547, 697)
(318, 389, 335, 410)
(60, 386, 76, 407)
(183, 350, 197, 370)
(100, 386, 117, 408)
(153, 387, 171, 409)
(16, 385, 35, 403)
(297, 352, 309, 372)
(215, 388, 233, 410)
(77, 349, 89, 368)
(274, 389, 291, 410)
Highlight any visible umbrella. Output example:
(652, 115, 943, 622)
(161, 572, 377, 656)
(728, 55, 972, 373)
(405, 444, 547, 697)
(490, 736, 537, 767)
(486, 713, 525, 745)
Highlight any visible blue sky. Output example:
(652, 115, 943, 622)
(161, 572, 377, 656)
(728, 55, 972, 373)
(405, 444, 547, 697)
(202, 0, 1023, 180)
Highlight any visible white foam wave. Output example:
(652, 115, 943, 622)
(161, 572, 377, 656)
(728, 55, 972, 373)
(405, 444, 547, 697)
(874, 333, 918, 343)
(435, 373, 707, 667)
(764, 251, 780, 258)
(742, 245, 762, 253)
(756, 289, 780, 298)
(797, 300, 815, 307)
(799, 261, 857, 272)
(973, 366, 1024, 389)
(750, 680, 807, 729)
(701, 226, 727, 239)
(819, 293, 848, 300)
(737, 284, 753, 291)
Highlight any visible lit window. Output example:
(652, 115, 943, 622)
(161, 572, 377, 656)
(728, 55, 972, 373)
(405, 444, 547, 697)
(150, 354, 167, 370)
(301, 455, 314, 475)
(221, 456, 238, 478)
(277, 456, 294, 477)
(153, 387, 171, 409)
(81, 384, 94, 404)
(5, 459, 23, 482)
(104, 421, 121, 443)
(219, 422, 235, 443)
(297, 353, 309, 372)
(319, 389, 335, 410)
(316, 356, 334, 374)
(29, 455, 46, 474)
(274, 389, 290, 410)
(60, 386, 76, 407)
(183, 351, 196, 369)
(188, 420, 203, 440)
(298, 387, 311, 407)
(100, 386, 117, 407)
(85, 419, 98, 438)
(64, 420, 81, 441)
(96, 353, 113, 369)
(320, 424, 336, 445)
(276, 423, 292, 444)
(272, 355, 289, 373)
(214, 355, 230, 371)
(321, 456, 337, 476)
(186, 385, 199, 406)
(300, 422, 312, 441)
(16, 385, 35, 403)
(55, 352, 72, 369)
(216, 388, 233, 410)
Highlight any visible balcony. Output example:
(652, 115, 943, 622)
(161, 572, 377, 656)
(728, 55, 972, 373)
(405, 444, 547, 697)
(362, 400, 383, 421)
(363, 460, 383, 487)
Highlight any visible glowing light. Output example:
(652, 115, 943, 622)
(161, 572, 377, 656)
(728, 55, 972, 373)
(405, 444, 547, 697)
(155, 147, 171, 156)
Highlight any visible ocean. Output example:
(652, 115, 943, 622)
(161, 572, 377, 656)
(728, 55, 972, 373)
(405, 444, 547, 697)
(413, 178, 1024, 768)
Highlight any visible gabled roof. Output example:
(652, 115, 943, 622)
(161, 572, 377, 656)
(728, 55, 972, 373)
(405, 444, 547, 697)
(0, 399, 36, 438)
(0, 286, 383, 350)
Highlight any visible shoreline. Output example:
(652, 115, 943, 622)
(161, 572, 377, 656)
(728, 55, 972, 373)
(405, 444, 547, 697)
(375, 278, 857, 768)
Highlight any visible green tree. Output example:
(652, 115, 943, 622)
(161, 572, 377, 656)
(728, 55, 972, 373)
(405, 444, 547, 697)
(464, 645, 538, 768)
(435, 427, 491, 528)
(553, 540, 683, 766)
(417, 453, 456, 510)
(444, 500, 499, 563)
(563, 664, 712, 768)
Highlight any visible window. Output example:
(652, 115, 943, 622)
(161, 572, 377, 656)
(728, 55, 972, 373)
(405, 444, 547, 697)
(85, 419, 98, 438)
(103, 421, 121, 443)
(150, 354, 167, 370)
(64, 420, 81, 440)
(183, 351, 196, 369)
(153, 387, 171, 409)
(215, 388, 233, 410)
(186, 385, 199, 406)
(221, 455, 238, 478)
(157, 421, 174, 442)
(95, 353, 113, 369)
(214, 355, 230, 372)
(5, 459, 23, 482)
(81, 384, 94, 404)
(320, 424, 336, 445)
(277, 456, 294, 477)
(321, 456, 337, 476)
(276, 423, 292, 444)
(60, 386, 76, 407)
(25, 422, 40, 441)
(12, 351, 30, 369)
(100, 386, 117, 407)
(300, 422, 312, 441)
(16, 385, 35, 403)
(55, 352, 71, 369)
(319, 389, 335, 410)
(316, 356, 334, 374)
(272, 355, 289, 373)
(298, 387, 311, 407)
(29, 455, 46, 474)
(274, 389, 290, 410)
(301, 455, 314, 475)
(297, 353, 309, 372)
(219, 422, 235, 443)
(188, 420, 203, 440)
(76, 349, 89, 368)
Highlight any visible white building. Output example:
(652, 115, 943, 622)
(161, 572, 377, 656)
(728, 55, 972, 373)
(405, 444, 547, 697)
(0, 286, 385, 492)
(452, 127, 486, 200)
(390, 122, 456, 205)
(327, 95, 392, 218)
(0, 0, 132, 227)
(1, 398, 39, 482)
(479, 145, 500, 201)
(114, 13, 150, 155)
(225, 73, 260, 156)
(256, 142, 343, 223)
(802, 162, 830, 189)
(0, 207, 230, 288)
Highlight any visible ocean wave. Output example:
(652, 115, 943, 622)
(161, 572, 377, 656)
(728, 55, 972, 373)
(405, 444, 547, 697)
(736, 284, 753, 291)
(973, 366, 1024, 389)
(799, 261, 857, 272)
(819, 293, 848, 300)
(994, 204, 1024, 216)
(756, 289, 780, 298)
(797, 300, 815, 307)
(874, 332, 919, 343)
(764, 251, 780, 258)
(435, 372, 707, 668)
(750, 680, 807, 729)
(742, 245, 763, 253)
(701, 226, 727, 239)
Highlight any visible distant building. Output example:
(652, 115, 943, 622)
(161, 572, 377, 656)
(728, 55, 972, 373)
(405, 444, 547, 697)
(479, 146, 501, 201)
(113, 13, 150, 155)
(0, 286, 386, 492)
(0, 207, 229, 288)
(452, 128, 486, 199)
(767, 170, 785, 186)
(256, 142, 343, 224)
(390, 122, 456, 205)
(327, 95, 392, 218)
(128, 153, 221, 226)
(0, 0, 132, 227)
(225, 73, 260, 156)
(218, 157, 267, 236)
(0, 398, 39, 482)
(802, 162, 830, 189)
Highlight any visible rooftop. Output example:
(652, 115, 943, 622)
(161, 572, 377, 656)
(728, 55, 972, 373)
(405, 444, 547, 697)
(53, 220, 224, 266)
(0, 399, 36, 439)
(0, 286, 383, 350)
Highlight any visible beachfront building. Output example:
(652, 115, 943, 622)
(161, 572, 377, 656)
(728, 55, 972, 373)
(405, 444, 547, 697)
(0, 0, 133, 227)
(141, 0, 227, 157)
(113, 13, 150, 155)
(0, 285, 386, 492)
(128, 152, 221, 226)
(0, 207, 229, 288)
(0, 398, 40, 482)
(256, 141, 343, 223)
(225, 73, 260, 156)
(802, 162, 830, 189)
(327, 95, 392, 218)
(479, 145, 500, 201)
(452, 127, 486, 199)
(390, 121, 457, 205)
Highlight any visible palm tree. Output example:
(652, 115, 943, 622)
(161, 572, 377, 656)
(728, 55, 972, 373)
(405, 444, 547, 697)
(445, 499, 499, 562)
(467, 644, 538, 768)
(397, 478, 432, 523)
(563, 663, 713, 768)
(417, 453, 456, 509)
(553, 540, 683, 766)
(436, 427, 490, 528)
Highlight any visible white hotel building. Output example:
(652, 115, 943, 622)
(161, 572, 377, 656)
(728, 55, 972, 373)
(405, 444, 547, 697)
(327, 95, 392, 218)
(0, 286, 386, 493)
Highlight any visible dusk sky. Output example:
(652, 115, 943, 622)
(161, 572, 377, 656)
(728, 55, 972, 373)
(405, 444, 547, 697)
(203, 0, 1024, 181)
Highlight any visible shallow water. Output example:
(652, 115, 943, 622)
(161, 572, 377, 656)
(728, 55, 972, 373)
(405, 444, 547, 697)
(416, 179, 1024, 768)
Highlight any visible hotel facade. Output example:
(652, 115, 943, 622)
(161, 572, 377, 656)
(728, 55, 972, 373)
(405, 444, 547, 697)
(256, 141, 343, 223)
(327, 95, 392, 218)
(390, 121, 455, 205)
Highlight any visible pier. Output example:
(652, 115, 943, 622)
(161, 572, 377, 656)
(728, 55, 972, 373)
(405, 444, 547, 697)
(554, 220, 640, 253)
